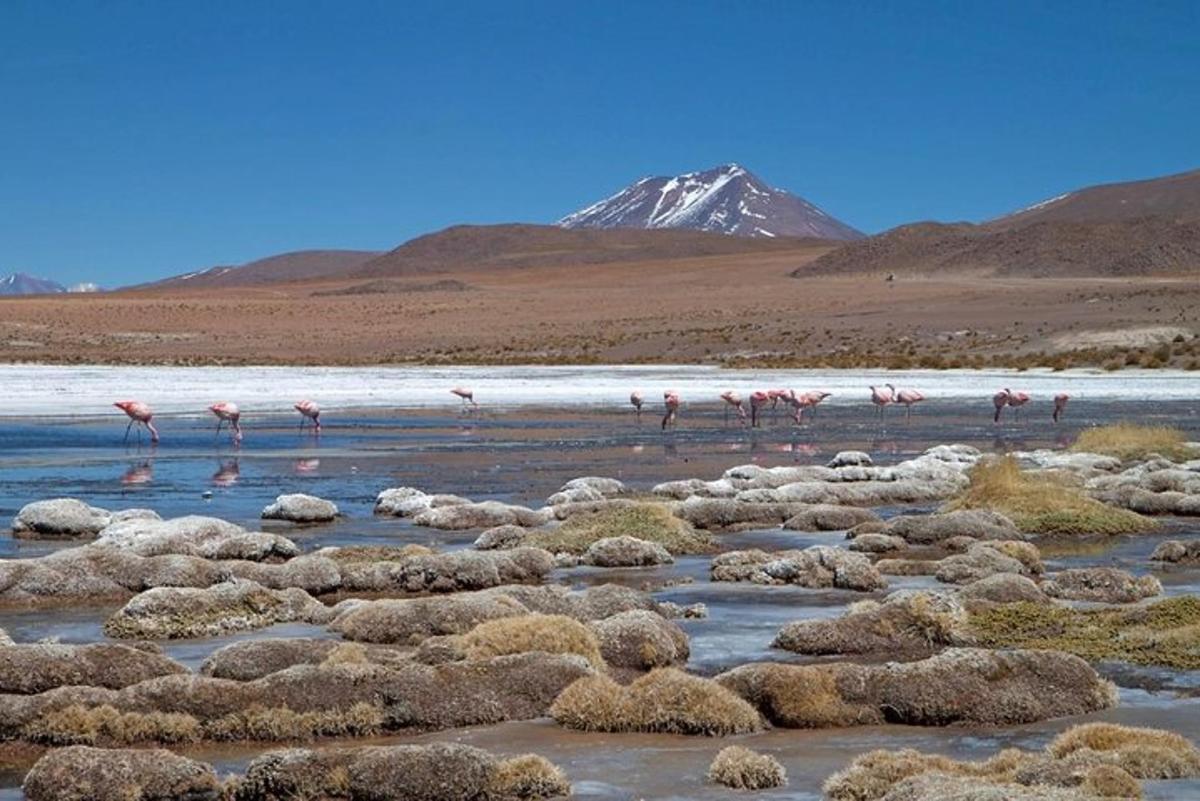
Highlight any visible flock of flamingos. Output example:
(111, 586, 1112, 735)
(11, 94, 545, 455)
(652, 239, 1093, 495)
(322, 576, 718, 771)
(111, 385, 1071, 445)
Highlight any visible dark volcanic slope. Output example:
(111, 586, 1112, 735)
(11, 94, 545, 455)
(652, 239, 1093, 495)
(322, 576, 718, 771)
(559, 163, 862, 240)
(798, 167, 1200, 278)
(992, 167, 1200, 227)
(139, 250, 381, 290)
(348, 223, 827, 278)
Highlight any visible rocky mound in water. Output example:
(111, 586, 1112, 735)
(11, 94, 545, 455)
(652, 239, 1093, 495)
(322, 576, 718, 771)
(22, 741, 572, 801)
(717, 648, 1116, 728)
(0, 525, 554, 608)
(329, 583, 666, 644)
(11, 499, 160, 539)
(1, 652, 592, 747)
(711, 546, 886, 591)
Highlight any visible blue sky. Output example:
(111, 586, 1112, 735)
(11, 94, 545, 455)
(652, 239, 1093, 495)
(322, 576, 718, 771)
(2, 1, 1197, 285)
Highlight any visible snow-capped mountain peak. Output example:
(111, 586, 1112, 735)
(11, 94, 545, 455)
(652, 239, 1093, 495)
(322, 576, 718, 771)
(559, 164, 862, 240)
(0, 272, 67, 296)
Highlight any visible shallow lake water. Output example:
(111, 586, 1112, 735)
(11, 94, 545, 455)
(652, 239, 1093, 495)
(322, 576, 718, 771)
(1, 373, 1199, 798)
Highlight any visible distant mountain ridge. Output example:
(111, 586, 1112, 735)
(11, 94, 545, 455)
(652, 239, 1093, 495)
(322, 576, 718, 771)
(137, 250, 382, 290)
(797, 167, 1200, 278)
(348, 223, 826, 279)
(559, 164, 863, 240)
(0, 272, 66, 296)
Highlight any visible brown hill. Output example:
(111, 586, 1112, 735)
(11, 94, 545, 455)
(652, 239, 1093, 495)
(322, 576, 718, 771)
(992, 167, 1200, 227)
(138, 249, 381, 290)
(348, 223, 828, 278)
(797, 168, 1200, 278)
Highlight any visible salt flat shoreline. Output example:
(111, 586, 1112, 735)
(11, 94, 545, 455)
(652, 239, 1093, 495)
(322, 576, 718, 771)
(2, 363, 1198, 418)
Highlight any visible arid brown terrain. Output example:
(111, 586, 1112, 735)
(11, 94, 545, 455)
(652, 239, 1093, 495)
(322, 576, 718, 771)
(3, 240, 1199, 368)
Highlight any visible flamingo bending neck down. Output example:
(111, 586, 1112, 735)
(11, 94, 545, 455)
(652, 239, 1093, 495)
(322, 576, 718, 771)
(450, 387, 477, 409)
(749, 390, 770, 428)
(630, 391, 644, 422)
(209, 402, 242, 445)
(992, 389, 1010, 423)
(1006, 389, 1031, 421)
(789, 390, 832, 424)
(719, 391, 746, 423)
(294, 400, 321, 432)
(662, 391, 681, 430)
(114, 400, 159, 443)
(869, 385, 894, 419)
(1053, 393, 1070, 423)
(894, 388, 925, 420)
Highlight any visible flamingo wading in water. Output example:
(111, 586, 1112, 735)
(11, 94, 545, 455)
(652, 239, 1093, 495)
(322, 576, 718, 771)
(719, 391, 746, 423)
(630, 391, 644, 422)
(209, 402, 242, 445)
(894, 387, 926, 420)
(1053, 393, 1070, 423)
(662, 391, 681, 430)
(992, 389, 1010, 423)
(749, 390, 770, 428)
(114, 401, 159, 443)
(450, 387, 477, 409)
(294, 400, 321, 432)
(1006, 389, 1031, 421)
(869, 385, 894, 420)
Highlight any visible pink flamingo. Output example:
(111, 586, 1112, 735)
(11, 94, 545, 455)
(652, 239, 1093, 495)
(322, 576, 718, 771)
(749, 390, 770, 427)
(294, 400, 321, 432)
(1006, 389, 1031, 421)
(869, 385, 894, 419)
(992, 389, 1010, 423)
(719, 391, 746, 423)
(209, 402, 242, 444)
(1053, 393, 1070, 423)
(792, 390, 832, 423)
(662, 391, 681, 430)
(114, 401, 159, 444)
(630, 391, 644, 422)
(894, 387, 925, 420)
(450, 387, 477, 409)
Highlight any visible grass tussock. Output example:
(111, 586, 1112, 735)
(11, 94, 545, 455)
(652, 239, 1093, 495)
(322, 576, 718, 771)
(708, 746, 788, 790)
(325, 544, 435, 563)
(968, 595, 1200, 669)
(550, 668, 762, 736)
(22, 702, 385, 747)
(488, 754, 572, 800)
(1049, 723, 1200, 779)
(527, 503, 715, 555)
(204, 702, 384, 741)
(1072, 423, 1194, 462)
(946, 455, 1155, 536)
(321, 642, 370, 666)
(823, 723, 1200, 801)
(461, 614, 605, 668)
(823, 747, 1029, 801)
(22, 704, 201, 746)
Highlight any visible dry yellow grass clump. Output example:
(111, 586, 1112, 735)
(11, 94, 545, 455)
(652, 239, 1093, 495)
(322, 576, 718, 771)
(1072, 423, 1194, 462)
(550, 668, 762, 736)
(1049, 722, 1200, 779)
(946, 456, 1154, 536)
(324, 544, 435, 563)
(708, 745, 787, 790)
(823, 722, 1200, 801)
(22, 704, 200, 746)
(488, 754, 572, 799)
(460, 614, 605, 668)
(527, 503, 715, 555)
